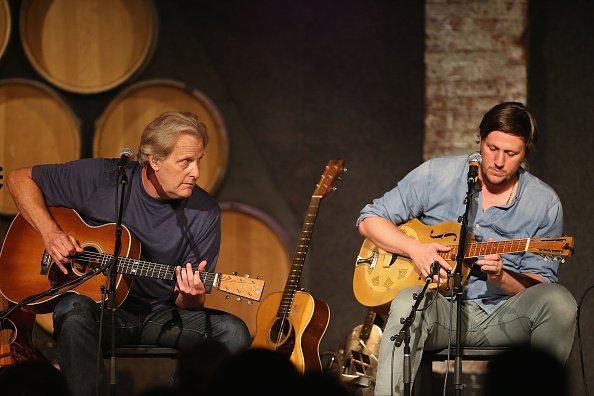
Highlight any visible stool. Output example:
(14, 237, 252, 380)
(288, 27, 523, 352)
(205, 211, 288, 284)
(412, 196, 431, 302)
(413, 347, 509, 395)
(104, 345, 178, 358)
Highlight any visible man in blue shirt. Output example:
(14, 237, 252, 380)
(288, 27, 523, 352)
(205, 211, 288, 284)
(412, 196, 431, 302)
(7, 112, 251, 396)
(357, 102, 577, 395)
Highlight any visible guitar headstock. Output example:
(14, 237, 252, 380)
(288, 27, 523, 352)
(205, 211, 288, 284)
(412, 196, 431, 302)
(217, 273, 265, 302)
(528, 236, 575, 260)
(313, 159, 346, 198)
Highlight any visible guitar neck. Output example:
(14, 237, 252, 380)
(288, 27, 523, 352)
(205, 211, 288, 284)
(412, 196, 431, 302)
(274, 159, 344, 317)
(359, 310, 377, 341)
(442, 239, 530, 260)
(276, 196, 321, 317)
(87, 252, 220, 287)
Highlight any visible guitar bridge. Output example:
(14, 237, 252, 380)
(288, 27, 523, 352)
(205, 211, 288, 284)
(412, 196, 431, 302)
(40, 250, 52, 275)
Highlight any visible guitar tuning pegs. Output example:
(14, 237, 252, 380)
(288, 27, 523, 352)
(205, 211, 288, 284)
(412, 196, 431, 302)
(232, 271, 237, 275)
(236, 297, 242, 302)
(343, 167, 348, 173)
(561, 259, 566, 263)
(244, 274, 250, 278)
(332, 186, 337, 191)
(543, 257, 548, 262)
(225, 295, 230, 299)
(247, 300, 253, 305)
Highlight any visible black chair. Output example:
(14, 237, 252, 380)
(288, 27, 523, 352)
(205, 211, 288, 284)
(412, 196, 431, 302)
(413, 346, 509, 395)
(103, 345, 178, 359)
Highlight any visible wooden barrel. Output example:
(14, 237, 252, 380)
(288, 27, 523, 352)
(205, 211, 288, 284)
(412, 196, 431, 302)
(19, 0, 158, 94)
(0, 0, 10, 62)
(205, 202, 291, 336)
(0, 79, 80, 216)
(93, 79, 229, 195)
(36, 202, 290, 337)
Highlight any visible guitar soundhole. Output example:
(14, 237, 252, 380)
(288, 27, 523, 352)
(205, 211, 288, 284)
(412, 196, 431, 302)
(71, 246, 102, 276)
(270, 317, 291, 344)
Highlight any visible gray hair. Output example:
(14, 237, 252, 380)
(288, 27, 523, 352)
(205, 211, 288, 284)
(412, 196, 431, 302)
(138, 112, 208, 166)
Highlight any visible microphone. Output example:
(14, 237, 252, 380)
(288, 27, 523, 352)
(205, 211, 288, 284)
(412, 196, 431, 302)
(467, 152, 481, 185)
(117, 148, 134, 174)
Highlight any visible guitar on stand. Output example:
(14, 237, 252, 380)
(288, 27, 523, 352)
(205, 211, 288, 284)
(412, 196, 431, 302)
(0, 165, 47, 368)
(336, 309, 383, 392)
(251, 159, 345, 373)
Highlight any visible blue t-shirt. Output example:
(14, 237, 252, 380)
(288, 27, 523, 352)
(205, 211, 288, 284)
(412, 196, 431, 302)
(357, 154, 563, 313)
(32, 158, 221, 312)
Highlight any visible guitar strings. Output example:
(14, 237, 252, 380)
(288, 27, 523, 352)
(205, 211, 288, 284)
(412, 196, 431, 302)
(66, 251, 219, 284)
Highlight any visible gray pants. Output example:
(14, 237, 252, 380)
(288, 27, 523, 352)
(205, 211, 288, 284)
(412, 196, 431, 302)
(374, 283, 577, 396)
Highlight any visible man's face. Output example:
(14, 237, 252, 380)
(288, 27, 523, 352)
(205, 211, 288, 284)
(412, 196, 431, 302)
(479, 130, 526, 187)
(152, 134, 204, 199)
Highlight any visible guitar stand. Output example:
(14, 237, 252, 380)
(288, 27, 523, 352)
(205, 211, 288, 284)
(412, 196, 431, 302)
(390, 263, 440, 396)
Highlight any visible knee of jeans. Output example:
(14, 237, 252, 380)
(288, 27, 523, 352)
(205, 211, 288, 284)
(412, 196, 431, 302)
(53, 294, 97, 337)
(389, 286, 425, 316)
(539, 284, 577, 324)
(218, 315, 251, 352)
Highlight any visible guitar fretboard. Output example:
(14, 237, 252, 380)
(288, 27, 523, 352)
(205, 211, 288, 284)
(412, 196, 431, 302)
(276, 197, 321, 318)
(75, 251, 220, 287)
(359, 310, 377, 341)
(440, 239, 529, 260)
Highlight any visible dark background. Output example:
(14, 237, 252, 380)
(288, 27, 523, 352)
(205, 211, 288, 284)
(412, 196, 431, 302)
(1, 1, 592, 394)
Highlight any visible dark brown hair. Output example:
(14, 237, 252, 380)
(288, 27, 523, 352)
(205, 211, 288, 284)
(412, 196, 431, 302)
(479, 102, 538, 155)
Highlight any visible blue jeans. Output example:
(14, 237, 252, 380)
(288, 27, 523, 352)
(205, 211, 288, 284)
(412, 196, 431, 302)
(53, 294, 251, 396)
(374, 283, 577, 396)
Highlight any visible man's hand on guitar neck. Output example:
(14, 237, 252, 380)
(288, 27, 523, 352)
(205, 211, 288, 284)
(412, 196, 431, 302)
(477, 237, 544, 295)
(174, 261, 207, 309)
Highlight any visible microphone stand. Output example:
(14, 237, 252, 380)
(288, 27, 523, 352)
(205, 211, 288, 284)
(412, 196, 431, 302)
(452, 165, 479, 395)
(0, 263, 110, 320)
(104, 167, 129, 396)
(391, 263, 440, 396)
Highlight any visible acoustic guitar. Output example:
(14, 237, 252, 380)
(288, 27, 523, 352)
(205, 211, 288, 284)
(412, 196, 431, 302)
(251, 159, 345, 373)
(353, 218, 574, 313)
(0, 207, 265, 314)
(0, 166, 46, 367)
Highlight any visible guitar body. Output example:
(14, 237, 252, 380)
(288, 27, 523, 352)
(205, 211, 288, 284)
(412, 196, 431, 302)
(0, 207, 137, 313)
(252, 290, 330, 374)
(354, 219, 462, 313)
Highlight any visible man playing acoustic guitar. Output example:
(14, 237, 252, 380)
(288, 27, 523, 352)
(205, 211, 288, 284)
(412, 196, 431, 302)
(357, 102, 577, 395)
(6, 112, 251, 396)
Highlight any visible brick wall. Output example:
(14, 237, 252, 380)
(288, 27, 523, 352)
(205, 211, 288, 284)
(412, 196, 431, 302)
(424, 0, 527, 159)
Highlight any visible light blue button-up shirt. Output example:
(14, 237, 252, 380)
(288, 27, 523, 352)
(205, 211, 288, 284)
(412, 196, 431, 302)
(357, 154, 564, 313)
